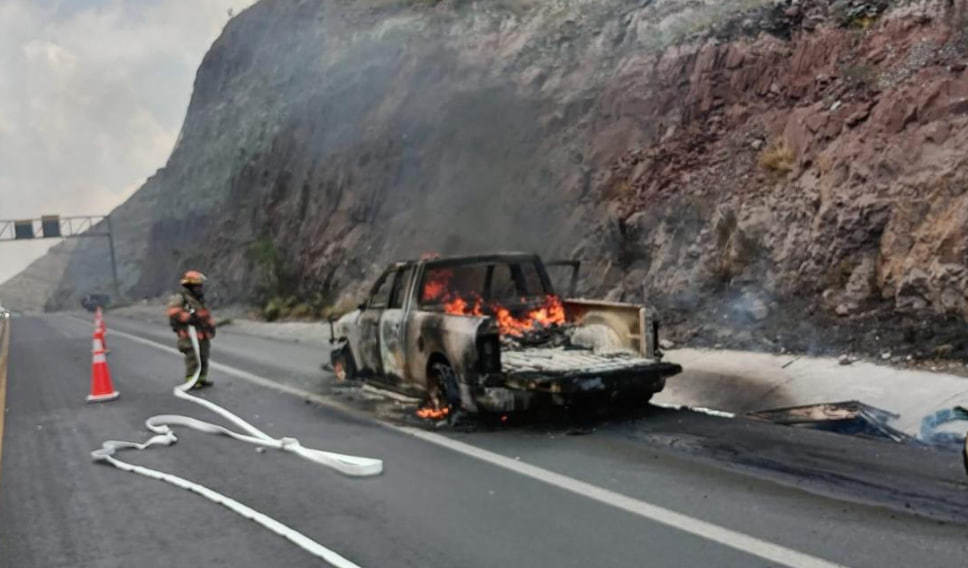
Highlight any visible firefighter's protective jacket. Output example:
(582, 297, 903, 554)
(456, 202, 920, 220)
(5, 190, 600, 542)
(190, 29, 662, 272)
(166, 289, 216, 340)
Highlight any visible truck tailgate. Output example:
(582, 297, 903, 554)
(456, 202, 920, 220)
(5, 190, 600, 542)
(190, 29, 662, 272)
(501, 347, 682, 395)
(502, 347, 666, 374)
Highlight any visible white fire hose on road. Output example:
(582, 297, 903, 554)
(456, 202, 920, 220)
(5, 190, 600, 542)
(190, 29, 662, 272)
(92, 326, 382, 566)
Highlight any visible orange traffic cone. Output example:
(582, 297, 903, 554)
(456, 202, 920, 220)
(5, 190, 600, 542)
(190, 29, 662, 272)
(96, 318, 108, 350)
(87, 335, 119, 402)
(93, 326, 110, 354)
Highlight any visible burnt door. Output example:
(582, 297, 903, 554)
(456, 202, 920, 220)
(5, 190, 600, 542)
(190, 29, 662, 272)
(357, 269, 395, 375)
(379, 265, 413, 384)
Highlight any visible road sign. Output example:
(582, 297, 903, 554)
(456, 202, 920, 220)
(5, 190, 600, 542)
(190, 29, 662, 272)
(41, 215, 61, 238)
(13, 220, 34, 239)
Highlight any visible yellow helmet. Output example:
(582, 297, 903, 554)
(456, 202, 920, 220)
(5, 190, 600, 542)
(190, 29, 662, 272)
(180, 270, 207, 286)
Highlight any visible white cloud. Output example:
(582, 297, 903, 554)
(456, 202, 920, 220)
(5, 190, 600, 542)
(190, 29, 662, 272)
(0, 0, 257, 285)
(22, 39, 78, 68)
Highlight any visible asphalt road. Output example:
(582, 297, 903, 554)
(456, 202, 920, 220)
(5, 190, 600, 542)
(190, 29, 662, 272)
(1, 314, 967, 567)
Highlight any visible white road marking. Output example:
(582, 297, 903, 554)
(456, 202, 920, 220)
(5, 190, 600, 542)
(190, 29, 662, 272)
(651, 401, 737, 418)
(103, 322, 847, 568)
(400, 428, 843, 568)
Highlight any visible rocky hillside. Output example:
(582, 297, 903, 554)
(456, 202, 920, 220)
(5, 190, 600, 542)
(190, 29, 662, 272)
(4, 0, 968, 359)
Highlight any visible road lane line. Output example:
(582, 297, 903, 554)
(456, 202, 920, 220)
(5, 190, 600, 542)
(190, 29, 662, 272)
(651, 401, 736, 418)
(0, 319, 9, 485)
(401, 428, 844, 568)
(103, 322, 847, 568)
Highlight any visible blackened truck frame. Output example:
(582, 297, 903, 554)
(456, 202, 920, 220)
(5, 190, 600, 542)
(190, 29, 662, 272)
(330, 252, 681, 413)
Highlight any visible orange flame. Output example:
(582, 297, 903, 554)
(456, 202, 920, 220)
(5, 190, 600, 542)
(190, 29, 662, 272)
(421, 265, 565, 336)
(422, 269, 453, 302)
(444, 294, 484, 317)
(445, 294, 565, 336)
(416, 406, 451, 420)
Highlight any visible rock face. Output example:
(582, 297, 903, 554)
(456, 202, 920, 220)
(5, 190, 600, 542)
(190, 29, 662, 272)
(4, 0, 968, 357)
(575, 0, 968, 356)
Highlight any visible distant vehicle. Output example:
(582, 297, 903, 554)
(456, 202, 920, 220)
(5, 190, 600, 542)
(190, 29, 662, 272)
(0, 303, 8, 319)
(330, 252, 681, 417)
(80, 294, 111, 312)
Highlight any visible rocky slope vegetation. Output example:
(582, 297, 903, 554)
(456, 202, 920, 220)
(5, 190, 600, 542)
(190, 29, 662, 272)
(4, 0, 968, 359)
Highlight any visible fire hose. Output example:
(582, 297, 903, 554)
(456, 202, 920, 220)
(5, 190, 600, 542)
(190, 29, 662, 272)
(91, 326, 382, 566)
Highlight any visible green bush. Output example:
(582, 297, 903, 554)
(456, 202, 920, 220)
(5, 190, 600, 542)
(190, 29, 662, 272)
(263, 297, 284, 322)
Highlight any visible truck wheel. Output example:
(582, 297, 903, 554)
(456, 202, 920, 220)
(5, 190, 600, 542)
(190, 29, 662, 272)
(427, 362, 461, 416)
(331, 348, 356, 382)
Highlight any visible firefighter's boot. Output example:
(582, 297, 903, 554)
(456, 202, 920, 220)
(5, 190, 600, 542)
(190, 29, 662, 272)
(193, 375, 214, 389)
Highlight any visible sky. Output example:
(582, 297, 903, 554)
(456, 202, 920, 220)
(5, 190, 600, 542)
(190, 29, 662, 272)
(0, 0, 257, 284)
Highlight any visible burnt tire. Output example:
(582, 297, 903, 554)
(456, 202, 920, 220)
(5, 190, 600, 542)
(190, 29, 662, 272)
(427, 362, 461, 414)
(331, 347, 356, 382)
(431, 362, 461, 408)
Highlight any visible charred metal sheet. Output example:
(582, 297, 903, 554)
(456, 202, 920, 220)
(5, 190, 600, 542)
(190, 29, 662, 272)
(500, 324, 573, 349)
(918, 407, 968, 477)
(473, 387, 534, 413)
(747, 401, 911, 443)
(919, 406, 968, 448)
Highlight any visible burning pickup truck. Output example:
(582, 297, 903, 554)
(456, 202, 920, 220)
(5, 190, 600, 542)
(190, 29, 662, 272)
(330, 253, 681, 418)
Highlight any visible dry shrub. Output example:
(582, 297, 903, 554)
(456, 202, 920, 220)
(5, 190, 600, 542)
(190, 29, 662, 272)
(758, 139, 795, 174)
(816, 152, 833, 176)
(319, 296, 360, 321)
(604, 178, 634, 200)
(288, 303, 314, 320)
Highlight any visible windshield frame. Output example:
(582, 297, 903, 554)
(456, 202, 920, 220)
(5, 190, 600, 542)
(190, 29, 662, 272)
(416, 254, 554, 309)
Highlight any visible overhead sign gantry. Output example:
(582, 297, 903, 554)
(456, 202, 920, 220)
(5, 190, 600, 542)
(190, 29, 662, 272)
(0, 214, 119, 297)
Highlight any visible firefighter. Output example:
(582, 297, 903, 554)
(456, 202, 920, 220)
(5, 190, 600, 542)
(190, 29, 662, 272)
(166, 270, 216, 388)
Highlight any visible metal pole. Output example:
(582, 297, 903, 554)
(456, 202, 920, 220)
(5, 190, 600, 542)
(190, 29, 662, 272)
(106, 215, 120, 300)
